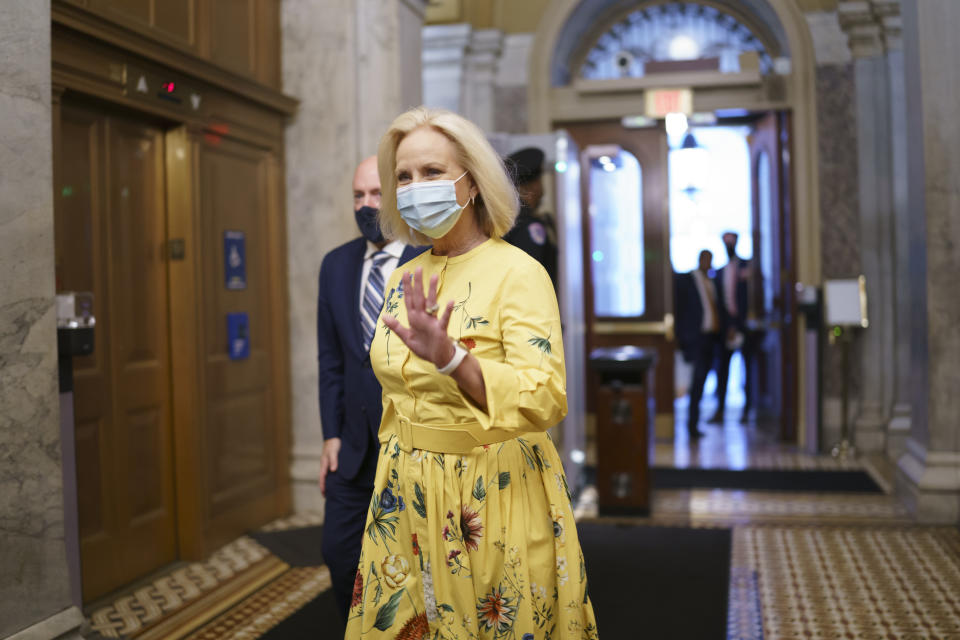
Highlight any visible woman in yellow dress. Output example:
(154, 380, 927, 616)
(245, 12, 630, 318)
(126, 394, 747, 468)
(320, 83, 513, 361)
(344, 107, 598, 639)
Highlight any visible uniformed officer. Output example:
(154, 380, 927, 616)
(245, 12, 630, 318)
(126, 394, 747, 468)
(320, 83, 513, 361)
(503, 147, 558, 289)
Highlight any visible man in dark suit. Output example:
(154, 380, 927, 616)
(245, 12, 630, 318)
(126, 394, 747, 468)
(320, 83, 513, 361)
(675, 250, 721, 439)
(317, 156, 422, 619)
(503, 147, 558, 289)
(710, 231, 752, 424)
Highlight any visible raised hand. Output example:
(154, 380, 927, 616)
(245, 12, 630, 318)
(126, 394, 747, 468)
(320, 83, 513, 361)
(382, 267, 457, 367)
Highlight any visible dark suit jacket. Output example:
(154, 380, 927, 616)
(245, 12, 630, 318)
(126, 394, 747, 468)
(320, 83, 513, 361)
(675, 270, 717, 363)
(317, 238, 423, 480)
(716, 257, 750, 334)
(503, 206, 558, 290)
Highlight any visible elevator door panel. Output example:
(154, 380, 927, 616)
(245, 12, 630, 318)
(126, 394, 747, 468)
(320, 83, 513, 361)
(56, 103, 177, 602)
(197, 136, 287, 549)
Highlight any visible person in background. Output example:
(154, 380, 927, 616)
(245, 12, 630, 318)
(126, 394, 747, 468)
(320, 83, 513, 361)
(675, 249, 721, 439)
(345, 107, 597, 638)
(710, 231, 752, 424)
(503, 146, 559, 290)
(316, 156, 423, 619)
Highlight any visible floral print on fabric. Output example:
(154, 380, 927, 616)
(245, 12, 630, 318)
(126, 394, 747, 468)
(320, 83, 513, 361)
(347, 433, 597, 639)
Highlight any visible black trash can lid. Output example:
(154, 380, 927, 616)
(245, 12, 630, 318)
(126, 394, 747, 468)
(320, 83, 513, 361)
(588, 346, 657, 372)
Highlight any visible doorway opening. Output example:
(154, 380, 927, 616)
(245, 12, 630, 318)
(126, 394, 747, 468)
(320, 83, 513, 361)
(669, 122, 753, 440)
(562, 108, 795, 482)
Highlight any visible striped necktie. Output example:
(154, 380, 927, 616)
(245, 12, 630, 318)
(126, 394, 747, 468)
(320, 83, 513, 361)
(361, 251, 390, 350)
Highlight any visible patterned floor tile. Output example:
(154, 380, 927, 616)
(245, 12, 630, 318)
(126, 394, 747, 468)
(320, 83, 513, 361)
(182, 567, 331, 639)
(728, 567, 764, 640)
(87, 537, 273, 638)
(734, 525, 960, 639)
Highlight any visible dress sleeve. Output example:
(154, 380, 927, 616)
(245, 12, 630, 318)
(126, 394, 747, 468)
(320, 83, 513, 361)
(458, 260, 567, 432)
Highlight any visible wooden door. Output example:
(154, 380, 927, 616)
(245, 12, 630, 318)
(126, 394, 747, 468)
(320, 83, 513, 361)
(749, 111, 797, 441)
(189, 133, 291, 551)
(55, 102, 177, 602)
(563, 121, 675, 438)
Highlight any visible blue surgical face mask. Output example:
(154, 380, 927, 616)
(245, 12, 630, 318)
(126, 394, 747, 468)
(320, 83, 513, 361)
(396, 171, 469, 239)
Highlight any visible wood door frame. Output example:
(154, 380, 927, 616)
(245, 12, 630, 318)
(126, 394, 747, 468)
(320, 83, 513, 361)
(563, 120, 676, 438)
(748, 110, 798, 441)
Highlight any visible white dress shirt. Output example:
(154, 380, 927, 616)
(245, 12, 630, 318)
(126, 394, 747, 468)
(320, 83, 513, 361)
(359, 240, 405, 320)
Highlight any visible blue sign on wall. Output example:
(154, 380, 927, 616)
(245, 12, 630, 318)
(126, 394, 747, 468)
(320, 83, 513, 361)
(227, 312, 250, 360)
(224, 230, 247, 290)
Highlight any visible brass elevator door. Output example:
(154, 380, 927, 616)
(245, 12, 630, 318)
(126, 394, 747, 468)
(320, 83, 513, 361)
(55, 102, 178, 602)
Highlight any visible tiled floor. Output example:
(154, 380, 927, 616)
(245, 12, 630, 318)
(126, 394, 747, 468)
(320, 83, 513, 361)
(84, 419, 959, 640)
(617, 418, 960, 640)
(732, 524, 960, 639)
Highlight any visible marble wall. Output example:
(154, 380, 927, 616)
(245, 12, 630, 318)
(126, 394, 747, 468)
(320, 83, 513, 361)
(896, 0, 960, 523)
(283, 0, 425, 514)
(814, 61, 863, 442)
(0, 1, 79, 638)
(493, 33, 534, 133)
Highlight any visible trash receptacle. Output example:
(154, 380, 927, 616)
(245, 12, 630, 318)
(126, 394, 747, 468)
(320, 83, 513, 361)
(589, 346, 657, 516)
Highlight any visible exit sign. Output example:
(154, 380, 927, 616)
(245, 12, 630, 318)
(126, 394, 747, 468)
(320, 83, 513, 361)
(645, 88, 693, 118)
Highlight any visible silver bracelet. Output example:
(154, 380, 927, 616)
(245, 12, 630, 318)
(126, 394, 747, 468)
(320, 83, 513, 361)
(436, 341, 468, 375)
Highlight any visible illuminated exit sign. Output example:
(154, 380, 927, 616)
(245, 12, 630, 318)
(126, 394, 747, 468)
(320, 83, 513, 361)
(645, 88, 693, 118)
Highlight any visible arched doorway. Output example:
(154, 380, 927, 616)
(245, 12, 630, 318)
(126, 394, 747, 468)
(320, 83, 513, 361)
(530, 0, 821, 482)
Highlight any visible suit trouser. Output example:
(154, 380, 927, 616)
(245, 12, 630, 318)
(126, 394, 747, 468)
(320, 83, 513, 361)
(715, 335, 755, 414)
(322, 446, 378, 620)
(687, 333, 720, 432)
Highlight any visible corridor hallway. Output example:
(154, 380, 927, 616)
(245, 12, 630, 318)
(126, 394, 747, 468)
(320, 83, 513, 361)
(84, 422, 960, 639)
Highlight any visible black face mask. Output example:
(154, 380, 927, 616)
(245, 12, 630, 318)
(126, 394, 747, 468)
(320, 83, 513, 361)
(354, 206, 384, 244)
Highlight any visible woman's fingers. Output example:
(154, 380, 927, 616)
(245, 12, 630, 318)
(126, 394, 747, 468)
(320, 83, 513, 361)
(438, 300, 455, 332)
(411, 267, 426, 310)
(401, 270, 418, 317)
(426, 274, 439, 313)
(382, 312, 411, 343)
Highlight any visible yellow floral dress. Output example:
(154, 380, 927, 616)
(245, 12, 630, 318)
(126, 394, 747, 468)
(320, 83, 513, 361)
(343, 238, 598, 640)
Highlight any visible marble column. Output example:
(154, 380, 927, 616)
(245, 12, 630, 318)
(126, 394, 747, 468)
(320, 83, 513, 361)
(462, 29, 503, 132)
(422, 23, 471, 113)
(356, 0, 427, 155)
(0, 2, 83, 638)
(283, 0, 425, 514)
(875, 1, 912, 460)
(421, 25, 533, 134)
(896, 0, 960, 523)
(494, 33, 535, 133)
(839, 1, 896, 453)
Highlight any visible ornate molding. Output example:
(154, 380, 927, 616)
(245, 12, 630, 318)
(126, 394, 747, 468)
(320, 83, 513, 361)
(838, 1, 883, 58)
(51, 2, 298, 116)
(838, 0, 901, 57)
(872, 0, 902, 51)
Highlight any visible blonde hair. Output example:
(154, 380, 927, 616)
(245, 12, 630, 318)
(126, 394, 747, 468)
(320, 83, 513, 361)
(377, 107, 519, 244)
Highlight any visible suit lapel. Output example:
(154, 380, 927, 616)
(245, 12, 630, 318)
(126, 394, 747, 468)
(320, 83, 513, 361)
(349, 240, 367, 354)
(399, 244, 420, 266)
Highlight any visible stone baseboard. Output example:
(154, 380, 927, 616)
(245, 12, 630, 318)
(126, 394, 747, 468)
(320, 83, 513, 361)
(5, 607, 83, 640)
(290, 445, 325, 514)
(896, 438, 960, 523)
(885, 408, 911, 460)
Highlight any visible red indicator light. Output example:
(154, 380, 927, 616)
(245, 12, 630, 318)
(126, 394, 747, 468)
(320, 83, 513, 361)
(163, 82, 176, 93)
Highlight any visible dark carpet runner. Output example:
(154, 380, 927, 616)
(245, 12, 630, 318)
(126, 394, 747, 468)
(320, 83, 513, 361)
(252, 522, 732, 639)
(652, 467, 882, 493)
